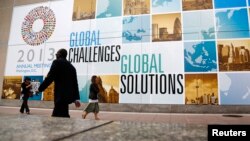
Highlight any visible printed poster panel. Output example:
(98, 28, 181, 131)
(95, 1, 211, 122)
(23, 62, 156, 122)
(152, 13, 182, 42)
(119, 43, 184, 104)
(78, 75, 119, 103)
(182, 0, 213, 11)
(219, 73, 250, 105)
(217, 39, 250, 71)
(96, 0, 122, 19)
(215, 8, 250, 39)
(24, 76, 43, 100)
(183, 10, 215, 40)
(123, 0, 150, 16)
(214, 0, 247, 9)
(184, 41, 217, 72)
(185, 74, 219, 105)
(43, 82, 54, 101)
(152, 0, 181, 14)
(2, 76, 22, 100)
(3, 0, 250, 105)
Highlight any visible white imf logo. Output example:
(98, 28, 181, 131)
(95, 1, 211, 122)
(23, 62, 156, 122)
(21, 6, 56, 46)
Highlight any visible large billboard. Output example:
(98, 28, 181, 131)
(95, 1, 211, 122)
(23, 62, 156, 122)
(2, 0, 250, 105)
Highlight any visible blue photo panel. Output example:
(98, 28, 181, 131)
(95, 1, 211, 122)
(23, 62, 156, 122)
(214, 0, 247, 9)
(216, 8, 250, 39)
(220, 73, 250, 105)
(183, 10, 215, 40)
(152, 0, 181, 14)
(77, 76, 91, 103)
(96, 0, 122, 18)
(184, 41, 217, 72)
(123, 15, 150, 43)
(23, 76, 43, 100)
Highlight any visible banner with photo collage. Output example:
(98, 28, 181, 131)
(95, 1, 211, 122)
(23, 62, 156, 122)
(2, 0, 250, 105)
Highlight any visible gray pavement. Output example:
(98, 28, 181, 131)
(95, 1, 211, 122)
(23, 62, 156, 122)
(0, 106, 249, 141)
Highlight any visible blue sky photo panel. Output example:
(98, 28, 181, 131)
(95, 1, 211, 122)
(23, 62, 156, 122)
(184, 41, 217, 72)
(216, 8, 250, 39)
(152, 0, 181, 14)
(214, 0, 247, 9)
(96, 0, 122, 18)
(220, 73, 250, 105)
(183, 10, 215, 40)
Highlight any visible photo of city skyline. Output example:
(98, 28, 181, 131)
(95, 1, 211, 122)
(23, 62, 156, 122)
(185, 74, 218, 105)
(72, 0, 96, 21)
(152, 13, 182, 42)
(182, 0, 213, 11)
(217, 39, 250, 71)
(77, 75, 119, 103)
(123, 0, 150, 16)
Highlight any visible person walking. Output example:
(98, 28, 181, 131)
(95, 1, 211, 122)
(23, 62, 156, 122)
(20, 77, 32, 114)
(38, 49, 81, 118)
(82, 75, 100, 120)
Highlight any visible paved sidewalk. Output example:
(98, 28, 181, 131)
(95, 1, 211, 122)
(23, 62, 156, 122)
(0, 106, 250, 141)
(0, 106, 249, 124)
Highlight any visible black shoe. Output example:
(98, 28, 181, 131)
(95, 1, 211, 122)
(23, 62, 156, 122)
(20, 110, 24, 114)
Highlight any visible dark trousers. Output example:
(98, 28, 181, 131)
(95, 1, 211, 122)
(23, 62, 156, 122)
(20, 97, 29, 113)
(52, 102, 70, 118)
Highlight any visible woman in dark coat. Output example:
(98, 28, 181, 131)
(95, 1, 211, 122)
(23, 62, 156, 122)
(20, 77, 32, 114)
(82, 75, 100, 120)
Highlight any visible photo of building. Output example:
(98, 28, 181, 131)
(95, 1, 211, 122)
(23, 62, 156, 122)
(77, 75, 119, 103)
(185, 74, 218, 105)
(72, 0, 96, 21)
(123, 0, 150, 15)
(218, 39, 250, 71)
(182, 0, 213, 11)
(96, 75, 119, 103)
(2, 76, 22, 100)
(43, 82, 54, 101)
(152, 13, 182, 42)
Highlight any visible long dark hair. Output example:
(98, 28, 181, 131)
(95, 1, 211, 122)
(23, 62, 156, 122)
(24, 77, 31, 82)
(91, 75, 97, 84)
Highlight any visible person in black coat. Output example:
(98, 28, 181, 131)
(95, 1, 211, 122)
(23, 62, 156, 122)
(38, 49, 81, 118)
(20, 77, 32, 114)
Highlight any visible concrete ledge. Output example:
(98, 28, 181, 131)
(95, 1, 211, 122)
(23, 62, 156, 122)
(0, 99, 250, 113)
